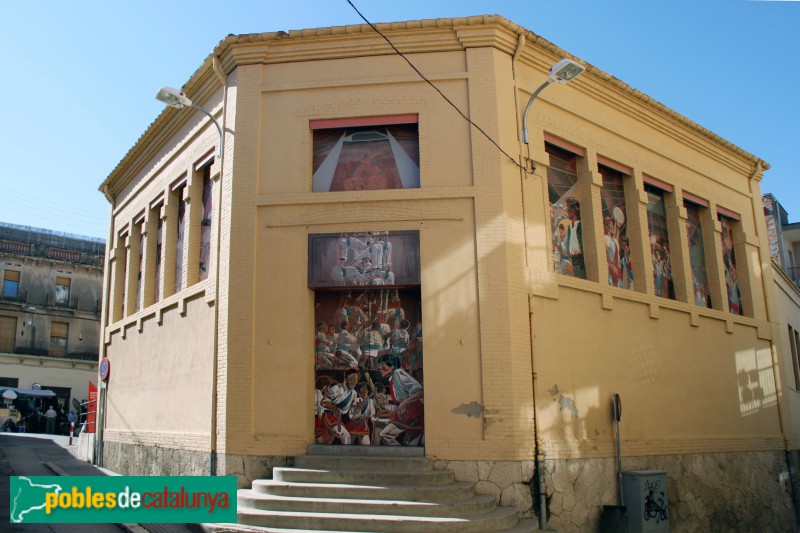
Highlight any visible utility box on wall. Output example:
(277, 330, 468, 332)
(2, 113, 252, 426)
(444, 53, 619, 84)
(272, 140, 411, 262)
(622, 470, 669, 533)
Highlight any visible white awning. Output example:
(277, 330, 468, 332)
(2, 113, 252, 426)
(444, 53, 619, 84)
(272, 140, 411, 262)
(0, 387, 56, 398)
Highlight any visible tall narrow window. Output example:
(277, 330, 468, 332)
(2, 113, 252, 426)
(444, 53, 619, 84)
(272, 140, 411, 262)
(599, 165, 633, 290)
(136, 228, 144, 312)
(0, 315, 16, 353)
(121, 248, 128, 316)
(175, 187, 186, 293)
(2, 270, 20, 299)
(50, 321, 69, 357)
(646, 187, 674, 299)
(685, 201, 711, 308)
(155, 216, 163, 303)
(719, 215, 743, 315)
(789, 326, 800, 390)
(55, 277, 71, 306)
(199, 167, 213, 281)
(546, 143, 585, 279)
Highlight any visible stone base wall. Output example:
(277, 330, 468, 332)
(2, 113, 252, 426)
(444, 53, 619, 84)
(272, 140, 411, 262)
(542, 451, 798, 533)
(789, 449, 800, 526)
(216, 453, 290, 489)
(101, 442, 289, 489)
(432, 459, 535, 517)
(102, 441, 211, 477)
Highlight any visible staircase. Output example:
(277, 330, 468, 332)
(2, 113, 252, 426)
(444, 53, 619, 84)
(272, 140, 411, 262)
(234, 445, 538, 532)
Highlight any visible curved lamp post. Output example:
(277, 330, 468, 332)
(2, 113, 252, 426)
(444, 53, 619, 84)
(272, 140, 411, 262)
(155, 87, 224, 159)
(521, 58, 585, 145)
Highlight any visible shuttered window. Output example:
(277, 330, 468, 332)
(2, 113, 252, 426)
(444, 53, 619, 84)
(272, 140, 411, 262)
(50, 321, 69, 357)
(0, 315, 16, 353)
(3, 270, 20, 299)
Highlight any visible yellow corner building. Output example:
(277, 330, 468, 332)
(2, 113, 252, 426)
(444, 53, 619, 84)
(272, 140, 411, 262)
(98, 16, 799, 532)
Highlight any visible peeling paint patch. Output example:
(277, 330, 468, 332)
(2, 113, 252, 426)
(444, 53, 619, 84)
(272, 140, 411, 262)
(452, 401, 484, 418)
(549, 384, 559, 396)
(558, 395, 579, 418)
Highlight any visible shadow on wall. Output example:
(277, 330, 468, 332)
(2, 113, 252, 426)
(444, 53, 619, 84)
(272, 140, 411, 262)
(736, 347, 777, 417)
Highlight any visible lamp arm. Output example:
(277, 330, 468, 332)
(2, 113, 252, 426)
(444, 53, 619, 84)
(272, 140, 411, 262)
(190, 103, 224, 159)
(521, 80, 553, 145)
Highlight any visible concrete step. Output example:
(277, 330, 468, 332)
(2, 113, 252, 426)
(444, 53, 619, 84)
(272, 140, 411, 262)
(238, 490, 498, 517)
(252, 479, 477, 501)
(306, 444, 424, 457)
(236, 506, 521, 532)
(502, 519, 540, 532)
(203, 520, 538, 533)
(200, 520, 539, 533)
(294, 454, 433, 471)
(272, 466, 454, 486)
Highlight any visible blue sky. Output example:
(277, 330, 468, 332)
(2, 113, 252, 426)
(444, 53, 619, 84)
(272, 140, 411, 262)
(1, 0, 797, 239)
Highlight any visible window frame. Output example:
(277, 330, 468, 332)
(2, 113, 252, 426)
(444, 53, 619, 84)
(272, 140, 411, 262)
(49, 321, 69, 357)
(2, 269, 20, 299)
(55, 276, 71, 306)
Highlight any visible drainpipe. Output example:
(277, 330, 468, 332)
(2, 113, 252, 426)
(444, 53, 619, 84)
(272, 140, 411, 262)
(209, 55, 228, 476)
(511, 32, 549, 532)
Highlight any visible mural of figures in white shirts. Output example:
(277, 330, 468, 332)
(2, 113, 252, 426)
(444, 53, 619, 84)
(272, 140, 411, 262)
(314, 288, 423, 446)
(308, 231, 419, 289)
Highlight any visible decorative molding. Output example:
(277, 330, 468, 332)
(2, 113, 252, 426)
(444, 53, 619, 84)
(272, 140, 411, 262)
(103, 15, 767, 196)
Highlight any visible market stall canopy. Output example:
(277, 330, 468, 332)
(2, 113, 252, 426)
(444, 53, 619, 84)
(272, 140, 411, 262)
(0, 387, 56, 397)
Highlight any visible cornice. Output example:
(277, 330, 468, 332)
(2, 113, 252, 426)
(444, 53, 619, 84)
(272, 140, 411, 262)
(102, 14, 768, 195)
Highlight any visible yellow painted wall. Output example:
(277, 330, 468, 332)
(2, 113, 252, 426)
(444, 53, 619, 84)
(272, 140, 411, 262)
(101, 82, 223, 453)
(100, 17, 784, 468)
(223, 43, 534, 460)
(517, 50, 782, 459)
(773, 267, 800, 450)
(104, 296, 214, 449)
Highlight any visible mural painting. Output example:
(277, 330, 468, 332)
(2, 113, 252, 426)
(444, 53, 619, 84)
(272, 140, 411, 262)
(308, 231, 420, 289)
(154, 217, 163, 303)
(309, 231, 423, 446)
(646, 188, 674, 299)
(546, 143, 585, 279)
(312, 123, 420, 192)
(762, 195, 781, 263)
(685, 202, 711, 308)
(199, 169, 213, 281)
(175, 188, 185, 293)
(599, 165, 634, 290)
(719, 216, 743, 315)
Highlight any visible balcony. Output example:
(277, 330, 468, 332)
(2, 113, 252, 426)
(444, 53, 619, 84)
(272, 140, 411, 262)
(0, 240, 33, 255)
(0, 289, 100, 316)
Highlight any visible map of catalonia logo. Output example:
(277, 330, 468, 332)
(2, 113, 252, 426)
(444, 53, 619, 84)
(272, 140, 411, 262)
(10, 476, 237, 523)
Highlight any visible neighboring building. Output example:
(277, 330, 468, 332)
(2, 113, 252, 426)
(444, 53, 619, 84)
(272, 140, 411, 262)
(98, 16, 798, 532)
(0, 222, 104, 413)
(764, 193, 800, 525)
(765, 194, 800, 288)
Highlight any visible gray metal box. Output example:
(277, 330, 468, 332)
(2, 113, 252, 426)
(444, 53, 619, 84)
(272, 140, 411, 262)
(622, 470, 669, 533)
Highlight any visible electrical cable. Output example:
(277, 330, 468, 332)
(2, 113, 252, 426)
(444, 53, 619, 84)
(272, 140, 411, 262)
(345, 0, 530, 174)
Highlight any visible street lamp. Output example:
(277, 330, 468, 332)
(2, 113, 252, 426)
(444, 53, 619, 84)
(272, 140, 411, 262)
(155, 86, 224, 158)
(521, 58, 585, 145)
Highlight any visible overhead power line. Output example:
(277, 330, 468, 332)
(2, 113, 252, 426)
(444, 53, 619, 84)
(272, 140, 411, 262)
(345, 0, 529, 174)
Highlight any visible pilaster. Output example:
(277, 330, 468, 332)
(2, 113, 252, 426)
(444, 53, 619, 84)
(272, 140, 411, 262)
(665, 187, 692, 303)
(703, 202, 727, 313)
(627, 169, 651, 294)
